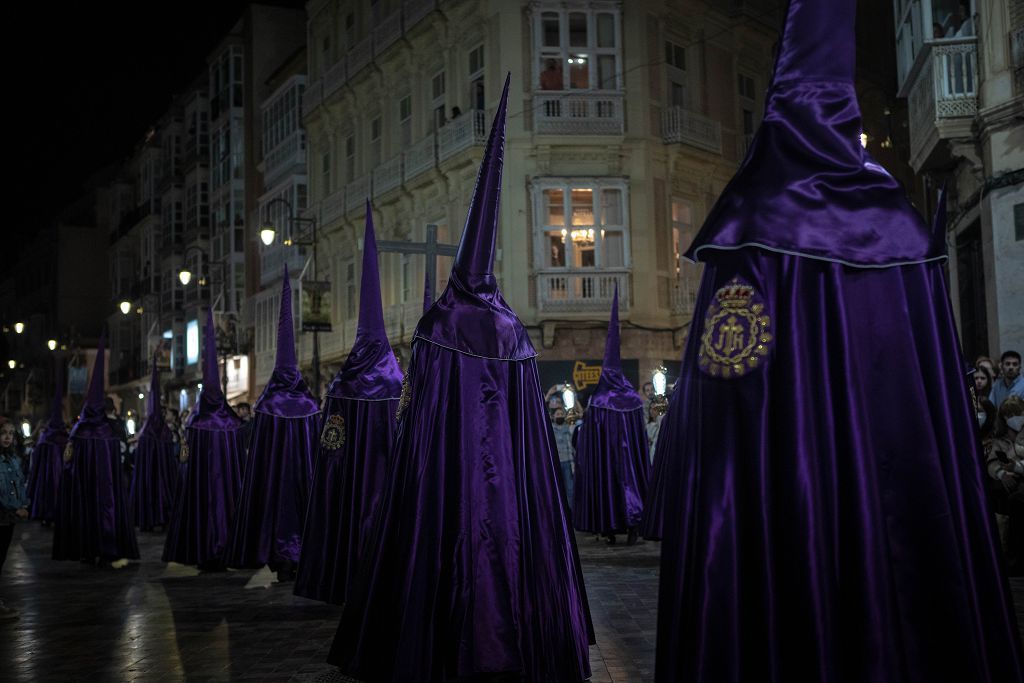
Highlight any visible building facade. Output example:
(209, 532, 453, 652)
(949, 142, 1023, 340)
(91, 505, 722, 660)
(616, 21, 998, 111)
(294, 0, 781, 398)
(106, 4, 306, 417)
(894, 0, 1023, 361)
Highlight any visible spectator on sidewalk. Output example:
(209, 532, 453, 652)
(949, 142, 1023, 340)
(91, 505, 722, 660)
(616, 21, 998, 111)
(0, 419, 29, 621)
(985, 396, 1024, 576)
(551, 407, 574, 510)
(990, 351, 1023, 409)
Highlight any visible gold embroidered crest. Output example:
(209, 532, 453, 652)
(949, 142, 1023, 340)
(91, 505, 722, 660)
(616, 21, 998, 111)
(63, 441, 74, 463)
(320, 414, 346, 450)
(698, 278, 773, 379)
(396, 372, 411, 421)
(179, 440, 190, 463)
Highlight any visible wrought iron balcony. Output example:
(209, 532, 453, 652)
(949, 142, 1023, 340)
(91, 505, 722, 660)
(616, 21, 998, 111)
(345, 175, 371, 212)
(321, 58, 347, 102)
(403, 133, 437, 183)
(662, 107, 722, 154)
(438, 110, 487, 162)
(372, 154, 404, 196)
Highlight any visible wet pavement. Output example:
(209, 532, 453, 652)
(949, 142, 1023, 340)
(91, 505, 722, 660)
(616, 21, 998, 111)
(0, 524, 1020, 681)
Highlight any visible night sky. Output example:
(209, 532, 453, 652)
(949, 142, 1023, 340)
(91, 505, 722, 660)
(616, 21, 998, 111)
(11, 1, 303, 254)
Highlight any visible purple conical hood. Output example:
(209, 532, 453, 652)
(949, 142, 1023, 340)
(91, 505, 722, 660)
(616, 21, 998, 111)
(357, 202, 387, 342)
(773, 0, 854, 84)
(327, 204, 404, 400)
(69, 330, 115, 439)
(139, 356, 172, 440)
(413, 73, 535, 361)
(589, 285, 641, 412)
(254, 264, 320, 417)
(47, 360, 65, 431)
(685, 0, 943, 268)
(189, 308, 241, 431)
(276, 263, 298, 370)
(453, 73, 508, 278)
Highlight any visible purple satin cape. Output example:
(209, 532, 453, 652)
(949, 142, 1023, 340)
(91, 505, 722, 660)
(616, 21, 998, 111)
(130, 433, 178, 531)
(656, 250, 1024, 681)
(52, 437, 140, 561)
(327, 341, 594, 681)
(293, 394, 399, 604)
(573, 405, 650, 534)
(640, 379, 686, 540)
(226, 407, 318, 568)
(28, 432, 67, 522)
(162, 425, 245, 566)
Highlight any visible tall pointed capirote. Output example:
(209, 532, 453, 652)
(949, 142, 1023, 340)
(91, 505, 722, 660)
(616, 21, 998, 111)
(422, 269, 432, 314)
(773, 0, 855, 84)
(357, 201, 387, 341)
(276, 263, 298, 369)
(603, 283, 621, 372)
(202, 307, 223, 401)
(48, 359, 65, 430)
(453, 73, 509, 277)
(80, 329, 108, 423)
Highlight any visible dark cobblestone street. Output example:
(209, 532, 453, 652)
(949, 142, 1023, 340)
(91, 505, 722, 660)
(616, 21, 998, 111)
(0, 524, 1020, 681)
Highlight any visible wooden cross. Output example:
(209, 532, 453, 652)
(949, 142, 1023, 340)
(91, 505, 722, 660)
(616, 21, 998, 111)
(377, 224, 459, 300)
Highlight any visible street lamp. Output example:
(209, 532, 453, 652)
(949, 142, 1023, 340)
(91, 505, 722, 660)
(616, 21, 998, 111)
(6, 360, 15, 370)
(261, 196, 323, 397)
(13, 322, 24, 334)
(119, 300, 132, 315)
(562, 382, 582, 425)
(651, 366, 669, 416)
(47, 339, 57, 351)
(178, 269, 192, 286)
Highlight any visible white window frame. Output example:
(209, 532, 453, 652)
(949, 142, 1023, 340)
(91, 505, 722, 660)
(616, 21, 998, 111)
(531, 178, 631, 273)
(468, 44, 485, 111)
(532, 4, 623, 92)
(431, 70, 446, 129)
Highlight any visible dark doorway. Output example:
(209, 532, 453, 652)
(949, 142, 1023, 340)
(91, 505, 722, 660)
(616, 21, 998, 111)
(955, 221, 989, 361)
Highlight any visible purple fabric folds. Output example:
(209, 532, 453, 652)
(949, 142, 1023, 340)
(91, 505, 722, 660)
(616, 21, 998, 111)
(294, 395, 398, 604)
(655, 250, 1024, 681)
(295, 203, 402, 603)
(29, 362, 67, 522)
(327, 75, 593, 681)
(130, 357, 178, 530)
(53, 330, 139, 561)
(163, 309, 245, 567)
(227, 269, 319, 568)
(655, 3, 1022, 679)
(328, 342, 593, 681)
(573, 289, 649, 533)
(640, 377, 686, 540)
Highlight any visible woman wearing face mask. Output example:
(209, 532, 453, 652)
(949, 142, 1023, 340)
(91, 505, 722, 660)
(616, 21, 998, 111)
(0, 419, 29, 621)
(985, 396, 1024, 575)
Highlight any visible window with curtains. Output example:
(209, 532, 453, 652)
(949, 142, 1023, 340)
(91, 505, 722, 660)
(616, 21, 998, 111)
(535, 6, 621, 91)
(533, 179, 629, 270)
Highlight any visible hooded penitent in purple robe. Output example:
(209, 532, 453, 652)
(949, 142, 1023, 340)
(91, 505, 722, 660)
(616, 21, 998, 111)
(162, 309, 245, 568)
(226, 265, 319, 573)
(129, 357, 177, 530)
(294, 203, 403, 605)
(573, 286, 650, 538)
(28, 361, 67, 523)
(52, 332, 139, 562)
(327, 75, 593, 682)
(654, 1, 1024, 681)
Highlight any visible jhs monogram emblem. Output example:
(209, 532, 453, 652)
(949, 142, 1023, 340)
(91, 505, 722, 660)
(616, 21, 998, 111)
(698, 278, 773, 379)
(320, 414, 346, 450)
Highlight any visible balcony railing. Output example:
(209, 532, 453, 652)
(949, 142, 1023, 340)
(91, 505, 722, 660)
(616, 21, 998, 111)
(404, 133, 437, 182)
(662, 107, 722, 154)
(373, 154, 404, 196)
(670, 279, 698, 315)
(906, 38, 978, 170)
(373, 11, 403, 55)
(438, 110, 487, 162)
(322, 57, 348, 101)
(263, 130, 306, 184)
(536, 269, 630, 313)
(347, 36, 373, 76)
(346, 175, 371, 212)
(534, 92, 624, 135)
(321, 188, 346, 226)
